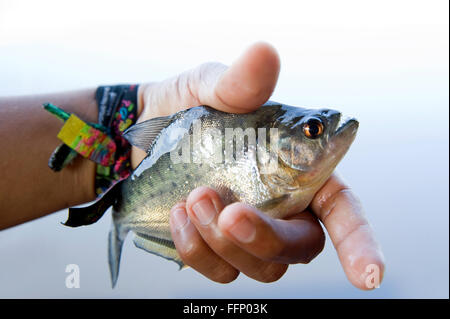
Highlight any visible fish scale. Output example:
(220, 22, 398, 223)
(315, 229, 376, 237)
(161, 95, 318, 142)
(116, 154, 213, 240)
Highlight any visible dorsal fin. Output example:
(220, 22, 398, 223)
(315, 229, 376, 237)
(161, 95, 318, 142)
(123, 115, 172, 152)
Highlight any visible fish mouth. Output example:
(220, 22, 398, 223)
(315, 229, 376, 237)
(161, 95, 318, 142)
(326, 114, 359, 162)
(334, 115, 359, 137)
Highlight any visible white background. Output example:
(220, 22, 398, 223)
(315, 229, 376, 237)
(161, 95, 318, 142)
(0, 0, 448, 298)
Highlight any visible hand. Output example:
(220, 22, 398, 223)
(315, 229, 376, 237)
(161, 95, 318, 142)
(135, 42, 385, 290)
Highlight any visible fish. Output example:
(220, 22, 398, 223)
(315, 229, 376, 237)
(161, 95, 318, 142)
(63, 101, 359, 287)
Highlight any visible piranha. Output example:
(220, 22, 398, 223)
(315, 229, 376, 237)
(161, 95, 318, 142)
(63, 101, 359, 287)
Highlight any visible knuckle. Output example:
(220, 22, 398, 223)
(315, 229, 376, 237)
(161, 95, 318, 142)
(211, 268, 239, 284)
(178, 240, 203, 265)
(300, 255, 314, 265)
(187, 187, 218, 206)
(295, 230, 326, 265)
(197, 62, 227, 75)
(252, 263, 288, 283)
(259, 241, 285, 261)
(174, 72, 192, 102)
(255, 224, 286, 261)
(171, 201, 186, 212)
(192, 62, 226, 89)
(304, 228, 326, 264)
(321, 186, 355, 223)
(316, 229, 326, 253)
(210, 242, 235, 263)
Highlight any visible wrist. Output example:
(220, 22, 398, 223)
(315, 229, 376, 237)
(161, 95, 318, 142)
(137, 83, 151, 117)
(137, 84, 146, 117)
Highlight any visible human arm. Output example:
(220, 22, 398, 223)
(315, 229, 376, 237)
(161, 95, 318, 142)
(0, 89, 100, 228)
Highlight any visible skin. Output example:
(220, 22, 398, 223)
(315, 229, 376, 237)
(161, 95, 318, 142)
(0, 42, 384, 290)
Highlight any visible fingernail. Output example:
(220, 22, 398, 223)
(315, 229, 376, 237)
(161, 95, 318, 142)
(192, 198, 217, 225)
(228, 217, 256, 243)
(171, 208, 188, 230)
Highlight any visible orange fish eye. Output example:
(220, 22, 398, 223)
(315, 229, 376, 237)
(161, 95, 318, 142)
(303, 118, 324, 139)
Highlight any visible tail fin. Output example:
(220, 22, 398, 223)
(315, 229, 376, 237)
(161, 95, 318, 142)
(108, 218, 128, 288)
(63, 180, 123, 227)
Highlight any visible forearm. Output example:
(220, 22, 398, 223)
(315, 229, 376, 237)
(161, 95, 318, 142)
(0, 89, 98, 229)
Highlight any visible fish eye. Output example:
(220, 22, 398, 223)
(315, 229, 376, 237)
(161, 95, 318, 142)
(303, 118, 324, 139)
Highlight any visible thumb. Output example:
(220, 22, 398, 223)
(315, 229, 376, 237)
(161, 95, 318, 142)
(139, 42, 280, 119)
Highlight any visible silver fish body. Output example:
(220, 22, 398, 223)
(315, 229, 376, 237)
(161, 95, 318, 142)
(65, 101, 358, 287)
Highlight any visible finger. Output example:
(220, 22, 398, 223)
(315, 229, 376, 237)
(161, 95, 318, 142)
(186, 187, 288, 283)
(218, 203, 325, 264)
(169, 202, 239, 283)
(140, 42, 280, 118)
(310, 174, 385, 290)
(209, 41, 280, 113)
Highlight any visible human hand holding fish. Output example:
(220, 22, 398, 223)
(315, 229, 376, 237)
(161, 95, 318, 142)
(129, 42, 385, 290)
(0, 42, 384, 291)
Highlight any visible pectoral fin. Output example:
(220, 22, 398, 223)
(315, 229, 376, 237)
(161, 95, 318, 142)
(123, 115, 173, 152)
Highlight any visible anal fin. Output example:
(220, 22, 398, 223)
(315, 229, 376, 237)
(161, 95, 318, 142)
(133, 233, 185, 269)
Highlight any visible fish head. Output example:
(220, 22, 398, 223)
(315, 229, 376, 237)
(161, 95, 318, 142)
(273, 105, 358, 200)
